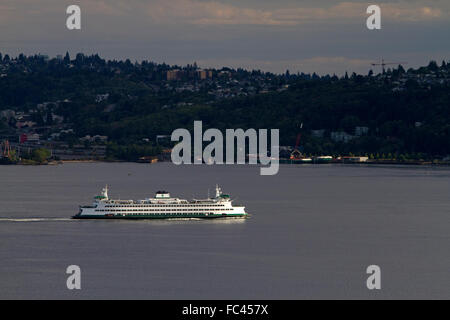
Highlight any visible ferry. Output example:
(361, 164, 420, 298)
(73, 185, 247, 220)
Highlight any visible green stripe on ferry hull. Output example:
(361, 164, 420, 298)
(72, 214, 247, 220)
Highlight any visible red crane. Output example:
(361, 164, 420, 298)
(371, 59, 408, 74)
(2, 140, 11, 158)
(290, 123, 303, 160)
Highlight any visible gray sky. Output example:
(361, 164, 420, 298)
(0, 0, 449, 75)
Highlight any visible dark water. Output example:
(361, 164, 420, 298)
(0, 163, 449, 299)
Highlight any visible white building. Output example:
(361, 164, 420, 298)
(81, 135, 108, 143)
(355, 126, 369, 136)
(331, 131, 355, 143)
(0, 109, 15, 121)
(311, 129, 325, 138)
(26, 133, 40, 143)
(95, 94, 110, 103)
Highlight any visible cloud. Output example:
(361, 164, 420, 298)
(0, 0, 447, 27)
(82, 0, 133, 16)
(139, 0, 448, 25)
(0, 3, 15, 25)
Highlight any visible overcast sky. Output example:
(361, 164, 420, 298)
(0, 0, 449, 75)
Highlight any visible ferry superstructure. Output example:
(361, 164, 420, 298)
(73, 185, 247, 219)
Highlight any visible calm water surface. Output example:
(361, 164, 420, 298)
(0, 163, 449, 299)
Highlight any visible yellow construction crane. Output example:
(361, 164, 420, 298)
(371, 59, 408, 74)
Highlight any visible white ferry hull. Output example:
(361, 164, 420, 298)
(73, 207, 247, 220)
(73, 213, 247, 219)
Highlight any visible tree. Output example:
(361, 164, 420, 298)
(428, 61, 438, 71)
(32, 148, 51, 163)
(340, 116, 360, 134)
(64, 52, 71, 64)
(0, 120, 7, 132)
(46, 112, 53, 125)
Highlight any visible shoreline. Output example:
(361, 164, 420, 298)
(1, 159, 450, 167)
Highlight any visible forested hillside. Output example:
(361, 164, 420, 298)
(1, 53, 449, 159)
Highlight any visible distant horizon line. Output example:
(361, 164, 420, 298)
(1, 51, 448, 78)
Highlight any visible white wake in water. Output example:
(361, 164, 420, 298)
(0, 218, 75, 222)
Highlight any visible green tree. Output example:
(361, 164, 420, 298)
(32, 148, 51, 163)
(64, 52, 71, 64)
(0, 120, 8, 133)
(46, 112, 53, 125)
(340, 116, 360, 134)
